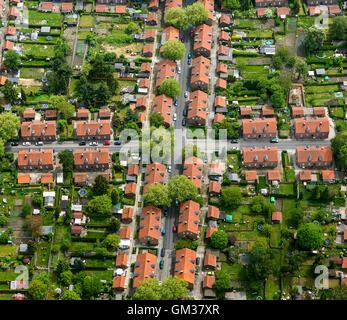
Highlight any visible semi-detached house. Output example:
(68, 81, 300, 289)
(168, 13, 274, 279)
(242, 118, 277, 139)
(138, 206, 161, 245)
(178, 200, 200, 240)
(242, 147, 278, 168)
(75, 119, 111, 141)
(21, 121, 57, 142)
(73, 148, 110, 171)
(18, 149, 54, 171)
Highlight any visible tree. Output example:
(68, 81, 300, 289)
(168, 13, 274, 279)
(62, 290, 81, 300)
(288, 56, 296, 68)
(251, 195, 266, 214)
(144, 184, 171, 208)
(214, 272, 231, 295)
(186, 2, 209, 26)
(55, 37, 71, 57)
(222, 186, 241, 208)
(288, 207, 304, 229)
(160, 276, 189, 300)
(164, 7, 189, 30)
(296, 223, 322, 250)
(82, 276, 102, 299)
(0, 215, 7, 227)
(3, 50, 21, 70)
(26, 215, 43, 239)
(224, 0, 240, 10)
(58, 119, 68, 131)
(150, 113, 165, 128)
(0, 139, 4, 159)
(56, 258, 70, 276)
(174, 238, 199, 250)
(303, 26, 326, 53)
(168, 175, 198, 203)
(48, 58, 73, 94)
(133, 278, 161, 300)
(87, 195, 112, 215)
(58, 149, 74, 172)
(95, 81, 111, 106)
(29, 280, 47, 300)
(162, 39, 186, 61)
(330, 285, 347, 300)
(110, 188, 120, 205)
(108, 217, 121, 233)
(0, 232, 8, 244)
(329, 16, 347, 41)
(295, 61, 308, 79)
(124, 108, 139, 123)
(158, 78, 181, 98)
(126, 22, 137, 34)
(92, 175, 109, 196)
(59, 270, 73, 287)
(332, 132, 347, 169)
(273, 55, 283, 70)
(248, 246, 274, 281)
(210, 230, 228, 250)
(264, 8, 273, 19)
(104, 234, 120, 250)
(293, 0, 300, 14)
(1, 80, 17, 103)
(57, 101, 75, 120)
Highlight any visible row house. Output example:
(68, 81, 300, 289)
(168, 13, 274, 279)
(145, 29, 156, 42)
(190, 56, 210, 91)
(193, 24, 212, 57)
(18, 149, 53, 171)
(147, 12, 158, 25)
(183, 156, 203, 189)
(39, 2, 53, 12)
(209, 181, 221, 196)
(215, 96, 227, 113)
(21, 121, 57, 142)
(254, 0, 288, 7)
(139, 62, 151, 78)
(156, 59, 176, 88)
(178, 200, 200, 240)
(174, 248, 196, 290)
(294, 117, 330, 139)
(73, 148, 110, 171)
(96, 0, 128, 4)
(198, 0, 214, 26)
(144, 163, 166, 193)
(149, 0, 159, 10)
(76, 108, 90, 120)
(296, 146, 333, 168)
(217, 62, 228, 78)
(61, 2, 73, 13)
(161, 26, 180, 43)
(187, 90, 208, 126)
(99, 108, 111, 120)
(22, 109, 35, 121)
(219, 14, 231, 28)
(242, 146, 278, 168)
(207, 206, 220, 220)
(219, 31, 229, 45)
(75, 120, 111, 140)
(116, 254, 128, 269)
(242, 118, 277, 139)
(164, 0, 182, 13)
(136, 96, 147, 111)
(122, 207, 134, 223)
(133, 252, 157, 288)
(124, 182, 136, 198)
(152, 94, 173, 127)
(138, 206, 161, 245)
(143, 43, 154, 57)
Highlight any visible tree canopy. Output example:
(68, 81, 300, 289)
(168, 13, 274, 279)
(144, 184, 171, 208)
(162, 39, 186, 61)
(0, 112, 20, 142)
(210, 230, 228, 250)
(158, 78, 182, 98)
(58, 149, 74, 172)
(329, 16, 347, 41)
(303, 26, 326, 53)
(185, 2, 209, 26)
(164, 7, 189, 30)
(3, 50, 21, 70)
(87, 195, 112, 215)
(222, 186, 242, 208)
(92, 175, 109, 196)
(247, 246, 275, 281)
(150, 113, 165, 128)
(29, 279, 47, 300)
(296, 223, 322, 250)
(168, 175, 198, 203)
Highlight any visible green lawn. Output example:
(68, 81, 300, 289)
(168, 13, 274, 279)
(36, 242, 50, 267)
(0, 245, 18, 256)
(70, 242, 95, 252)
(23, 44, 55, 59)
(85, 258, 115, 269)
(0, 294, 13, 300)
(29, 11, 63, 27)
(270, 224, 281, 247)
(84, 270, 113, 281)
(279, 183, 295, 196)
(284, 169, 295, 182)
(79, 15, 96, 27)
(20, 67, 45, 80)
(265, 275, 280, 300)
(0, 271, 17, 281)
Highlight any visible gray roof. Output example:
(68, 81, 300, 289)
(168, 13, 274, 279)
(41, 226, 53, 236)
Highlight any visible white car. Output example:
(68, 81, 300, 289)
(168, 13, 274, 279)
(89, 142, 94, 146)
(167, 165, 172, 173)
(173, 113, 177, 121)
(184, 91, 189, 98)
(177, 67, 181, 74)
(22, 142, 31, 146)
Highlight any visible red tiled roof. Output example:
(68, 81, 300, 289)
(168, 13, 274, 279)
(149, 0, 159, 9)
(21, 121, 56, 138)
(133, 253, 157, 288)
(296, 146, 333, 164)
(240, 106, 252, 115)
(178, 200, 200, 237)
(18, 149, 53, 167)
(128, 164, 139, 176)
(344, 230, 347, 241)
(217, 62, 227, 74)
(328, 5, 340, 14)
(216, 78, 227, 89)
(206, 226, 218, 238)
(23, 109, 35, 118)
(267, 170, 280, 181)
(136, 96, 147, 109)
(4, 41, 14, 50)
(292, 107, 304, 116)
(122, 207, 134, 221)
(313, 107, 326, 116)
(98, 108, 111, 118)
(309, 6, 320, 16)
(138, 206, 161, 242)
(220, 14, 230, 25)
(73, 212, 83, 219)
(45, 109, 57, 119)
(214, 113, 225, 123)
(342, 257, 347, 269)
(17, 174, 30, 184)
(198, 0, 214, 21)
(183, 156, 203, 189)
(294, 117, 329, 134)
(218, 45, 229, 56)
(119, 227, 131, 239)
(219, 30, 229, 42)
(209, 161, 226, 175)
(76, 120, 111, 137)
(9, 7, 18, 17)
(204, 253, 216, 267)
(242, 118, 277, 135)
(164, 0, 182, 12)
(299, 170, 312, 181)
(209, 181, 221, 194)
(276, 7, 289, 16)
(0, 76, 8, 86)
(272, 211, 282, 222)
(174, 248, 196, 286)
(6, 26, 16, 35)
(144, 163, 166, 193)
(141, 62, 151, 73)
(73, 172, 87, 183)
(113, 276, 125, 289)
(322, 170, 334, 181)
(145, 28, 156, 40)
(139, 78, 149, 89)
(61, 2, 73, 11)
(95, 4, 106, 13)
(152, 94, 173, 126)
(143, 43, 154, 55)
(73, 148, 109, 166)
(242, 147, 278, 165)
(41, 2, 53, 10)
(148, 12, 157, 22)
(245, 170, 257, 181)
(162, 26, 179, 41)
(125, 182, 136, 195)
(262, 106, 274, 116)
(116, 254, 128, 268)
(191, 56, 210, 87)
(115, 5, 126, 14)
(194, 24, 212, 53)
(257, 8, 267, 17)
(208, 206, 219, 219)
(71, 225, 83, 235)
(77, 108, 90, 118)
(203, 275, 215, 288)
(41, 173, 53, 184)
(188, 90, 208, 122)
(156, 59, 176, 87)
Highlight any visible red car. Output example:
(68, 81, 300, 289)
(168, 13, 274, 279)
(181, 37, 184, 42)
(173, 225, 177, 232)
(190, 30, 194, 38)
(103, 141, 110, 145)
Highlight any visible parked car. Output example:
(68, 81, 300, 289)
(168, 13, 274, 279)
(35, 141, 43, 146)
(174, 100, 178, 106)
(167, 165, 171, 173)
(68, 148, 73, 152)
(79, 141, 86, 146)
(177, 66, 181, 74)
(173, 225, 177, 232)
(161, 248, 165, 257)
(188, 52, 192, 59)
(207, 271, 214, 276)
(182, 118, 186, 126)
(184, 91, 189, 98)
(183, 108, 188, 117)
(196, 257, 200, 265)
(173, 113, 177, 121)
(232, 147, 238, 150)
(164, 208, 168, 217)
(159, 260, 164, 269)
(270, 138, 279, 143)
(11, 142, 18, 146)
(190, 30, 194, 38)
(22, 142, 31, 146)
(114, 141, 121, 145)
(187, 58, 191, 65)
(231, 139, 239, 143)
(162, 228, 166, 235)
(103, 141, 110, 145)
(210, 176, 219, 182)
